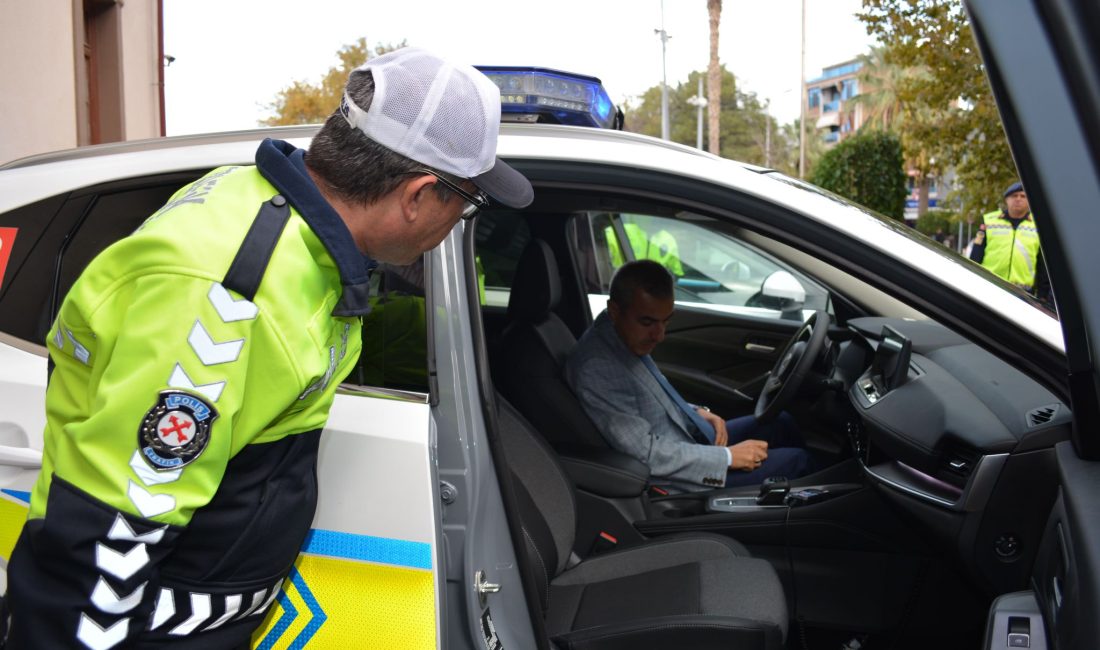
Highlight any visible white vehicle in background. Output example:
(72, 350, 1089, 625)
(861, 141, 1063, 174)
(1, 5, 1099, 645)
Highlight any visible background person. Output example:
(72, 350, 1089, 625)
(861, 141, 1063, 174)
(3, 47, 532, 648)
(968, 181, 1051, 305)
(565, 260, 811, 491)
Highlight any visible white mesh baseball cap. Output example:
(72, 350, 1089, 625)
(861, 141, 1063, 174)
(340, 47, 533, 209)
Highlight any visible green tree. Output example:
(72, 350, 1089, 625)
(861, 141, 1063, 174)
(852, 45, 907, 132)
(915, 208, 961, 239)
(852, 45, 941, 216)
(858, 0, 1018, 223)
(810, 130, 908, 219)
(623, 68, 792, 171)
(262, 38, 406, 126)
(783, 117, 827, 178)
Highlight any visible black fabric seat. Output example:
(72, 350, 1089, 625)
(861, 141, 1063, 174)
(498, 397, 788, 649)
(496, 239, 608, 449)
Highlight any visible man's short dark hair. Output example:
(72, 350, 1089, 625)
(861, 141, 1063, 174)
(609, 260, 674, 309)
(304, 69, 455, 206)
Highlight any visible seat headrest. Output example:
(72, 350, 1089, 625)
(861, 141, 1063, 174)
(507, 239, 562, 322)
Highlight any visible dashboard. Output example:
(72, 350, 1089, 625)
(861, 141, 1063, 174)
(832, 317, 1072, 593)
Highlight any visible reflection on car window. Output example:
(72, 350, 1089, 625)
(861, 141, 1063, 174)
(473, 211, 531, 308)
(590, 211, 826, 321)
(348, 260, 431, 394)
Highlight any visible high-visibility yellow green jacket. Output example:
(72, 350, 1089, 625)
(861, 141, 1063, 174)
(977, 209, 1041, 288)
(6, 139, 371, 648)
(606, 223, 685, 276)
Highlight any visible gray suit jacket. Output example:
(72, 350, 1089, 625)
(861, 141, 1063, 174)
(564, 312, 728, 490)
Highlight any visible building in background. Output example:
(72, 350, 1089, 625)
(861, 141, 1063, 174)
(804, 59, 864, 146)
(1, 0, 164, 164)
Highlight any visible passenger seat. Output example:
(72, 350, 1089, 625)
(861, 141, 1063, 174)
(496, 396, 788, 649)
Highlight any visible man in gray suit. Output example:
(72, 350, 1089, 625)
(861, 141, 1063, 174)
(565, 260, 811, 491)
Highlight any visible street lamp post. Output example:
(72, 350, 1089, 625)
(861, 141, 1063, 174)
(655, 0, 671, 140)
(687, 77, 708, 150)
(799, 0, 807, 178)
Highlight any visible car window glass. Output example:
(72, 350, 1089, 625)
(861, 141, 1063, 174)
(58, 185, 188, 309)
(0, 194, 80, 343)
(1, 177, 196, 345)
(346, 260, 431, 394)
(473, 211, 531, 307)
(587, 211, 827, 322)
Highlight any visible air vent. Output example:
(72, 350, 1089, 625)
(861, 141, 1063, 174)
(1027, 404, 1060, 428)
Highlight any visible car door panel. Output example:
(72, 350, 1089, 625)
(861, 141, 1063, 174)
(966, 0, 1100, 647)
(250, 393, 441, 649)
(655, 307, 801, 414)
(1024, 442, 1100, 648)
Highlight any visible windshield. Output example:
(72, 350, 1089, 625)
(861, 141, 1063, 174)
(763, 170, 1057, 319)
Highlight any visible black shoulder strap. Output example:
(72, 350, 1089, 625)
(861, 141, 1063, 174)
(222, 195, 292, 300)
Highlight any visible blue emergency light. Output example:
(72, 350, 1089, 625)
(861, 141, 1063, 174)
(475, 66, 622, 130)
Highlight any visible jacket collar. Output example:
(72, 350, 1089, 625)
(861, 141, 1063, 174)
(255, 138, 376, 316)
(1001, 209, 1034, 222)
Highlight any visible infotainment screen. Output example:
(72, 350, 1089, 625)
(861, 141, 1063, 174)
(872, 325, 912, 393)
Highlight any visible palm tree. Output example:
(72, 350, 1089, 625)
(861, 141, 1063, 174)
(852, 46, 943, 217)
(851, 46, 906, 131)
(706, 0, 722, 155)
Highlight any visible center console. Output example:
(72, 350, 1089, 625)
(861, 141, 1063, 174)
(638, 478, 864, 539)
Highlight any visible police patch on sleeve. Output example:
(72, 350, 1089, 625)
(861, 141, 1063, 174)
(138, 390, 218, 471)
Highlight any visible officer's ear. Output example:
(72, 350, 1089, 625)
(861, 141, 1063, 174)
(399, 174, 437, 224)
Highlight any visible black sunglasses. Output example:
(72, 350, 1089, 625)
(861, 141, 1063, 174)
(402, 169, 490, 221)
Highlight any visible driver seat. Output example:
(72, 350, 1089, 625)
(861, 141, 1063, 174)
(496, 239, 609, 450)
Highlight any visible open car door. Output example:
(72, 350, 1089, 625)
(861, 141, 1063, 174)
(965, 0, 1100, 647)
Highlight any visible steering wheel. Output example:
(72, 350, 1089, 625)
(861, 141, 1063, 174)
(754, 310, 829, 423)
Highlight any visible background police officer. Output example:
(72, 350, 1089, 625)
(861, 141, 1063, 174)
(969, 181, 1051, 306)
(3, 47, 532, 648)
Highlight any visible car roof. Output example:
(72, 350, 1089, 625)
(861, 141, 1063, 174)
(0, 125, 322, 170)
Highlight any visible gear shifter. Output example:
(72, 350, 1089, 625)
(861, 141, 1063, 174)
(756, 476, 790, 505)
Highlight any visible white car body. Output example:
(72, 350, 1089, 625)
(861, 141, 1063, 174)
(0, 121, 1066, 648)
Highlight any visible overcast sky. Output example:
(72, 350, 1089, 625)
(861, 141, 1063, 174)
(163, 0, 876, 136)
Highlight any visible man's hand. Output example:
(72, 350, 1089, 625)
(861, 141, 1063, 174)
(697, 408, 729, 446)
(728, 439, 769, 471)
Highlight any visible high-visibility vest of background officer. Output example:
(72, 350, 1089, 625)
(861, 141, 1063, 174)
(605, 222, 685, 277)
(969, 181, 1041, 291)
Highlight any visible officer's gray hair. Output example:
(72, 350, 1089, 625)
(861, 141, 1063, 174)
(609, 260, 673, 309)
(305, 69, 454, 206)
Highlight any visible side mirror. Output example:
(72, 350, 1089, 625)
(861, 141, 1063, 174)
(759, 271, 806, 319)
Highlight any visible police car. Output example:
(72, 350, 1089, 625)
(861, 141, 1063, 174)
(1, 1, 1099, 645)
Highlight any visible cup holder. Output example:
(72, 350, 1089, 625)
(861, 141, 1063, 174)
(652, 497, 706, 519)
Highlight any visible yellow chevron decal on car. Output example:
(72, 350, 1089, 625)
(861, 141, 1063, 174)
(0, 490, 30, 561)
(252, 530, 436, 649)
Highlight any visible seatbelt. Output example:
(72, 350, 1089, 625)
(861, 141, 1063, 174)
(222, 195, 292, 300)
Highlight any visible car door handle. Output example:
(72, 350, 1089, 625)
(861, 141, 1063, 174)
(0, 445, 42, 469)
(745, 343, 776, 353)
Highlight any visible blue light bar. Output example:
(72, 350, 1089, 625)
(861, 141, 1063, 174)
(475, 66, 620, 130)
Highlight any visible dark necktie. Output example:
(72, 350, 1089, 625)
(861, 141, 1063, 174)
(640, 354, 715, 444)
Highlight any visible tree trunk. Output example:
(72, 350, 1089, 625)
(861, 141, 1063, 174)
(707, 0, 722, 155)
(918, 175, 931, 217)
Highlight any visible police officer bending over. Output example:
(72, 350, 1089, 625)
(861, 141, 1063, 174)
(3, 47, 532, 649)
